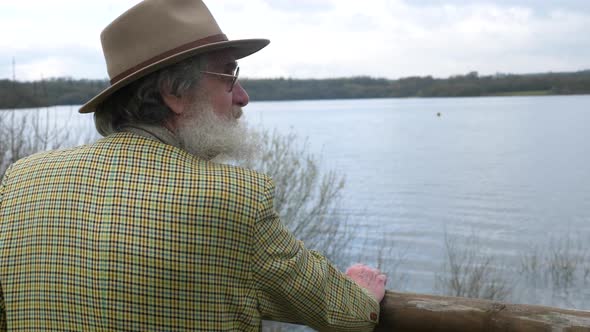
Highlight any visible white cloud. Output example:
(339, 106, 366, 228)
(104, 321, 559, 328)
(1, 0, 589, 80)
(211, 0, 590, 78)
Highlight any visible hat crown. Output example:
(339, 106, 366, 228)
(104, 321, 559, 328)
(101, 0, 223, 80)
(79, 0, 268, 114)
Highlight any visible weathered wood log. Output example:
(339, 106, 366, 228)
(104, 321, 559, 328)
(375, 291, 590, 332)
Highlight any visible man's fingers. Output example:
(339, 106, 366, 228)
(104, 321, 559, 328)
(345, 263, 366, 276)
(345, 264, 388, 303)
(346, 265, 387, 285)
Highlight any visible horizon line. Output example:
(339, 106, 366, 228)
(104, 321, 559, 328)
(2, 68, 590, 83)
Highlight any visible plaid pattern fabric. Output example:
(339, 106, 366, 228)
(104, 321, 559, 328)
(0, 132, 379, 331)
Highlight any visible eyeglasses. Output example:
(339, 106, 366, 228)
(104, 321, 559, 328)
(200, 66, 240, 92)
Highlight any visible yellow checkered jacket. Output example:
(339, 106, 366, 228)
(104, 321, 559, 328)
(0, 132, 379, 331)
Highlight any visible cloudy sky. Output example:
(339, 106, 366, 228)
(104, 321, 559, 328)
(1, 0, 589, 81)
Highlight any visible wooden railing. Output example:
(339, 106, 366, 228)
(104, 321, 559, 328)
(375, 291, 590, 331)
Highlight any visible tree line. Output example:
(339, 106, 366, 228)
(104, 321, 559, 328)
(1, 70, 589, 109)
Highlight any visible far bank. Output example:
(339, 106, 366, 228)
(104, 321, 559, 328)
(1, 70, 590, 110)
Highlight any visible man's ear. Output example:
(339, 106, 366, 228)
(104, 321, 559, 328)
(160, 82, 186, 115)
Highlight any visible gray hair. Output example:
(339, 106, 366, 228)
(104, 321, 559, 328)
(94, 56, 207, 136)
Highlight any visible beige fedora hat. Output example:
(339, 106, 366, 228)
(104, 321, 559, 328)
(79, 0, 269, 113)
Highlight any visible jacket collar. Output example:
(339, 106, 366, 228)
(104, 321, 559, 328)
(122, 123, 183, 151)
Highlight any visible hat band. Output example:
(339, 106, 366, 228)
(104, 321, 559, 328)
(110, 33, 228, 85)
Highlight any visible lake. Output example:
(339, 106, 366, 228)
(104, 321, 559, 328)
(248, 96, 590, 308)
(2, 95, 590, 309)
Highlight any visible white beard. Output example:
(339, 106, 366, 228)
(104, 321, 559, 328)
(175, 102, 259, 163)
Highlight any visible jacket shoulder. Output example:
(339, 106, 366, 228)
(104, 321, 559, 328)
(6, 144, 88, 178)
(5, 132, 275, 197)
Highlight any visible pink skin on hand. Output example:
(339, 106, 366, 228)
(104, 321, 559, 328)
(345, 264, 387, 303)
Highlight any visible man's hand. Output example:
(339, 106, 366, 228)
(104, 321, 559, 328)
(345, 264, 387, 303)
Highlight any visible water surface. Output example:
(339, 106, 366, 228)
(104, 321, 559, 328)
(4, 95, 590, 308)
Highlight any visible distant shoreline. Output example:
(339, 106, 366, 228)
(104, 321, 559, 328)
(1, 70, 589, 110)
(3, 93, 590, 112)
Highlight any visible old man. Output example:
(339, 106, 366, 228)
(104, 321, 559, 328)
(0, 0, 386, 330)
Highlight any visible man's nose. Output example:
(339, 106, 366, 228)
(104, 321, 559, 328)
(232, 82, 249, 107)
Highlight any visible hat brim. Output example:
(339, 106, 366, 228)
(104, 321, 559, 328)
(79, 38, 269, 113)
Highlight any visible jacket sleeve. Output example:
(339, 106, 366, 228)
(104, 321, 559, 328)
(0, 166, 10, 332)
(251, 178, 380, 332)
(0, 286, 6, 332)
(0, 164, 8, 208)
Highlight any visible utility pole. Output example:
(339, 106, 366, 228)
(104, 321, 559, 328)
(12, 56, 16, 82)
(11, 56, 16, 95)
